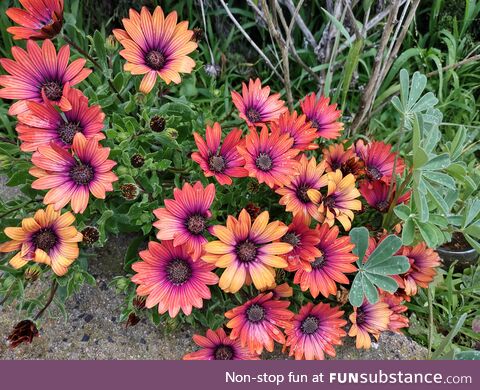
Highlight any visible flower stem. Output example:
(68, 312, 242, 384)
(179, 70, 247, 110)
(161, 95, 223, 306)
(34, 280, 58, 321)
(0, 198, 41, 219)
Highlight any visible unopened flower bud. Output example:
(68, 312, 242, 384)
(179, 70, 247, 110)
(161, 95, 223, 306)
(166, 128, 178, 140)
(246, 180, 260, 193)
(24, 265, 41, 283)
(133, 295, 146, 309)
(106, 34, 118, 52)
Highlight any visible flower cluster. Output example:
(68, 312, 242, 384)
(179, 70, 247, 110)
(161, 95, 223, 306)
(0, 2, 118, 276)
(129, 76, 440, 360)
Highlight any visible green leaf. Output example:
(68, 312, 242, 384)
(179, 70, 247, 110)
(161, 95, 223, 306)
(394, 204, 411, 220)
(454, 351, 480, 360)
(349, 272, 365, 307)
(365, 273, 399, 293)
(365, 235, 403, 268)
(402, 218, 415, 245)
(349, 227, 369, 266)
(93, 30, 106, 64)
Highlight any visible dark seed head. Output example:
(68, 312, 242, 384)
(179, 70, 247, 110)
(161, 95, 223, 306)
(208, 155, 226, 173)
(42, 81, 63, 101)
(236, 240, 257, 263)
(33, 228, 57, 253)
(255, 152, 273, 172)
(366, 166, 383, 181)
(311, 255, 326, 270)
(246, 180, 260, 193)
(246, 107, 261, 123)
(296, 183, 311, 203)
(214, 345, 234, 360)
(81, 226, 99, 245)
(70, 163, 94, 185)
(120, 183, 140, 201)
(301, 315, 319, 335)
(166, 258, 192, 285)
(191, 27, 204, 43)
(130, 154, 145, 168)
(245, 203, 261, 219)
(323, 196, 336, 209)
(356, 307, 366, 326)
(186, 214, 206, 235)
(58, 121, 81, 145)
(7, 320, 39, 348)
(150, 115, 166, 132)
(282, 232, 300, 248)
(145, 50, 166, 70)
(376, 200, 390, 213)
(246, 304, 265, 323)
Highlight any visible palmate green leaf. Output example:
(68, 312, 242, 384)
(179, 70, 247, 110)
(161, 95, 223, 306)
(394, 204, 411, 220)
(349, 227, 369, 267)
(402, 218, 415, 245)
(348, 229, 410, 306)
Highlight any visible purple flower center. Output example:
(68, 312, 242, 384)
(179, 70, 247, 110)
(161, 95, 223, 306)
(301, 315, 319, 335)
(42, 81, 63, 101)
(246, 304, 265, 323)
(246, 107, 261, 123)
(323, 196, 336, 209)
(311, 255, 326, 270)
(310, 118, 320, 130)
(214, 345, 234, 360)
(208, 155, 226, 173)
(236, 240, 257, 263)
(58, 121, 81, 145)
(366, 166, 383, 181)
(145, 50, 166, 70)
(255, 152, 273, 172)
(376, 200, 390, 212)
(282, 232, 300, 248)
(186, 214, 206, 235)
(356, 307, 366, 326)
(32, 228, 57, 253)
(296, 183, 311, 203)
(166, 258, 192, 285)
(70, 163, 94, 185)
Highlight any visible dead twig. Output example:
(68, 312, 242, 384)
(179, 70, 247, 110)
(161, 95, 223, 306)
(219, 0, 284, 82)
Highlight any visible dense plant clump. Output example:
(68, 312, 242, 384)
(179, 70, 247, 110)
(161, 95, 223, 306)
(0, 1, 478, 360)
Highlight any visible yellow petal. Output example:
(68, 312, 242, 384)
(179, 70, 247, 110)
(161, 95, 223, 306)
(204, 241, 233, 255)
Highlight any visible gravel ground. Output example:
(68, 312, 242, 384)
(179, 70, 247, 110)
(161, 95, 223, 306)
(0, 177, 427, 360)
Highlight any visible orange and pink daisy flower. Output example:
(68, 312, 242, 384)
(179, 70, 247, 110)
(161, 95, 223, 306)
(293, 223, 357, 298)
(271, 110, 318, 151)
(16, 88, 105, 152)
(308, 170, 362, 231)
(276, 155, 328, 222)
(238, 125, 300, 188)
(381, 292, 409, 333)
(113, 6, 197, 94)
(398, 242, 441, 296)
(202, 209, 291, 293)
(300, 93, 343, 139)
(225, 292, 294, 354)
(348, 300, 392, 349)
(183, 328, 259, 360)
(280, 214, 322, 272)
(355, 140, 405, 182)
(0, 205, 82, 276)
(132, 240, 218, 318)
(153, 181, 215, 260)
(6, 0, 63, 41)
(0, 39, 91, 115)
(231, 78, 287, 127)
(359, 180, 410, 213)
(323, 143, 364, 178)
(285, 302, 347, 360)
(191, 122, 248, 185)
(30, 133, 117, 213)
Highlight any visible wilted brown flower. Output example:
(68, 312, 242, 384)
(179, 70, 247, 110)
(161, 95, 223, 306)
(125, 313, 141, 328)
(7, 320, 39, 348)
(245, 203, 261, 219)
(120, 184, 140, 201)
(131, 154, 145, 168)
(81, 227, 100, 245)
(191, 27, 204, 43)
(150, 115, 166, 132)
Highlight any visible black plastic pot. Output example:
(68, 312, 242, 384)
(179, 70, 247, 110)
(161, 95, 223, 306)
(436, 246, 479, 270)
